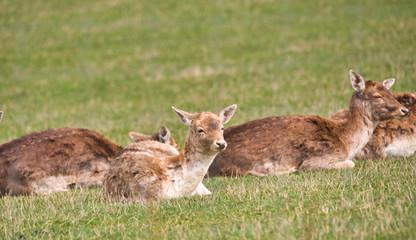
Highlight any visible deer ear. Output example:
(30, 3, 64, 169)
(218, 104, 237, 124)
(158, 126, 171, 144)
(382, 78, 395, 90)
(128, 132, 149, 142)
(350, 70, 365, 93)
(172, 107, 195, 126)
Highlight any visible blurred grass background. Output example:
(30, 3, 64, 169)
(0, 0, 415, 239)
(1, 0, 415, 145)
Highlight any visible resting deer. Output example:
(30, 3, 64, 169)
(208, 70, 408, 177)
(104, 105, 237, 202)
(129, 126, 179, 151)
(331, 92, 416, 159)
(0, 126, 177, 196)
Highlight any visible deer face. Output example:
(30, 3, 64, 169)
(172, 105, 237, 156)
(350, 70, 409, 121)
(190, 113, 227, 155)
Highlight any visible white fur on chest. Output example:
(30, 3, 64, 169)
(162, 154, 215, 198)
(384, 137, 416, 157)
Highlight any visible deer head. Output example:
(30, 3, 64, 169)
(350, 70, 408, 121)
(172, 105, 237, 156)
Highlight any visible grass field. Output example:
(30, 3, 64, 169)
(1, 0, 416, 239)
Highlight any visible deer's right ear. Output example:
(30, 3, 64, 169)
(350, 70, 365, 93)
(172, 107, 195, 126)
(158, 126, 171, 144)
(129, 132, 148, 142)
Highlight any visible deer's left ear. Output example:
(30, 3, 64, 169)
(382, 78, 395, 90)
(129, 132, 149, 142)
(218, 104, 237, 125)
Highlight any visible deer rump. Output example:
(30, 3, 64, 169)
(0, 128, 122, 196)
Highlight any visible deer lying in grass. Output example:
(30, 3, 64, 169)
(331, 92, 416, 159)
(0, 126, 177, 196)
(129, 126, 179, 151)
(104, 105, 237, 202)
(208, 71, 408, 177)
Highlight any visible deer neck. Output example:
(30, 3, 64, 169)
(340, 94, 377, 159)
(167, 134, 216, 196)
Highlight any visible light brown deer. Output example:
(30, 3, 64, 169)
(129, 126, 179, 151)
(208, 71, 408, 177)
(331, 92, 416, 159)
(103, 105, 237, 202)
(0, 126, 177, 196)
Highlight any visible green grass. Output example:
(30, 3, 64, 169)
(1, 0, 415, 239)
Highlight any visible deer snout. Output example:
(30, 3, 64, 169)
(215, 141, 227, 150)
(393, 107, 409, 119)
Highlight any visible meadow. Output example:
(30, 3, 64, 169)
(1, 0, 415, 239)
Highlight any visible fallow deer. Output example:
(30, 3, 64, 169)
(103, 105, 237, 202)
(0, 126, 177, 196)
(129, 126, 180, 151)
(208, 70, 408, 177)
(331, 92, 416, 159)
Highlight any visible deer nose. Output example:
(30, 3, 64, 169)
(401, 108, 409, 116)
(216, 141, 227, 150)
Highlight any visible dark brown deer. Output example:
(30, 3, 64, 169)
(208, 71, 408, 177)
(104, 105, 237, 203)
(0, 126, 177, 196)
(331, 92, 416, 159)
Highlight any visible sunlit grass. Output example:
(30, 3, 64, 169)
(0, 0, 415, 239)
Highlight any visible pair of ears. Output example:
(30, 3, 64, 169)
(350, 70, 395, 92)
(172, 104, 237, 127)
(129, 126, 171, 143)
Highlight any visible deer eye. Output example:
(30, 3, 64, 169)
(197, 128, 205, 134)
(373, 94, 382, 99)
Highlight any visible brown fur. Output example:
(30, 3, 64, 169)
(104, 105, 237, 202)
(0, 128, 122, 196)
(0, 126, 178, 196)
(208, 71, 408, 177)
(331, 93, 416, 159)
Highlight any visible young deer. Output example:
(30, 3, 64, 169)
(0, 126, 177, 196)
(208, 71, 408, 177)
(104, 105, 237, 202)
(129, 126, 180, 151)
(331, 92, 416, 159)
